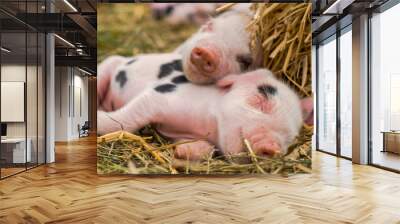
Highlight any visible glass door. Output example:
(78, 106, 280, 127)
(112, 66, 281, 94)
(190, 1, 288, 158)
(370, 3, 400, 172)
(339, 26, 352, 159)
(0, 1, 47, 179)
(317, 35, 337, 155)
(1, 30, 28, 178)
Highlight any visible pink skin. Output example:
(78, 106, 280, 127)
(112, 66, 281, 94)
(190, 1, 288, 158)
(98, 69, 307, 160)
(100, 91, 125, 112)
(301, 97, 314, 125)
(247, 95, 276, 115)
(175, 140, 214, 160)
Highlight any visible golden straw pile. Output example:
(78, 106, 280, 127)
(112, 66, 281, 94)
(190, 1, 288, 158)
(97, 125, 312, 175)
(248, 3, 312, 98)
(97, 3, 313, 175)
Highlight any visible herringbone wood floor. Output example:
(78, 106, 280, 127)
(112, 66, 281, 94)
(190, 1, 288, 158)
(0, 136, 399, 224)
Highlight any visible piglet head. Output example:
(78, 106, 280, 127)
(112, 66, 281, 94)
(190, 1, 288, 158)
(182, 11, 256, 84)
(217, 69, 305, 156)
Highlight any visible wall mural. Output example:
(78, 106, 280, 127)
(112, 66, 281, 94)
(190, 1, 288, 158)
(97, 3, 313, 175)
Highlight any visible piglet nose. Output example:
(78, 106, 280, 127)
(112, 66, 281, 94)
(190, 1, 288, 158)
(257, 142, 281, 157)
(190, 47, 219, 73)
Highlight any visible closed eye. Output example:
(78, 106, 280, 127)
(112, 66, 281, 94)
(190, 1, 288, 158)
(258, 84, 277, 99)
(236, 54, 253, 72)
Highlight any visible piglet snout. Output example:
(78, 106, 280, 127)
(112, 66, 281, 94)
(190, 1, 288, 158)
(253, 140, 281, 156)
(190, 47, 219, 73)
(246, 130, 282, 157)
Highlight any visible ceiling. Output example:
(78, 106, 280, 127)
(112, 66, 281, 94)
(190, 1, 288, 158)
(312, 0, 391, 44)
(0, 0, 97, 74)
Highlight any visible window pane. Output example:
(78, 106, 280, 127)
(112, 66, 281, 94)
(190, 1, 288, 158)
(340, 29, 352, 158)
(27, 31, 38, 169)
(318, 36, 337, 154)
(38, 33, 46, 165)
(371, 3, 400, 171)
(1, 30, 28, 177)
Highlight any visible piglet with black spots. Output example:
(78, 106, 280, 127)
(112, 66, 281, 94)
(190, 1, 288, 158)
(98, 69, 313, 160)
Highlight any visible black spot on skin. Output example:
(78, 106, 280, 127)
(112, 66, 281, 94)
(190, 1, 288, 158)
(158, 60, 183, 79)
(165, 5, 174, 15)
(158, 64, 173, 79)
(171, 75, 188, 84)
(258, 84, 277, 98)
(115, 70, 127, 88)
(154, 84, 176, 93)
(126, 58, 136, 65)
(173, 60, 183, 71)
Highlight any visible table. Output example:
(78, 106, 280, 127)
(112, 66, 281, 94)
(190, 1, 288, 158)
(1, 138, 32, 163)
(381, 131, 400, 155)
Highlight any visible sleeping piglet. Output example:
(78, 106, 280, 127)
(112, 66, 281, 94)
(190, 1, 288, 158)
(98, 5, 256, 111)
(98, 69, 313, 160)
(175, 5, 258, 85)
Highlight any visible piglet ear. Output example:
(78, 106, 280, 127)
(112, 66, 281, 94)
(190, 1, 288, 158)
(216, 74, 239, 89)
(301, 97, 314, 126)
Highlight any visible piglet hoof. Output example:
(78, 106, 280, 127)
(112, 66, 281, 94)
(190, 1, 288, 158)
(174, 140, 214, 161)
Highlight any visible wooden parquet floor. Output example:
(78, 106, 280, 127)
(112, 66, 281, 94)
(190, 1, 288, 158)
(0, 136, 400, 224)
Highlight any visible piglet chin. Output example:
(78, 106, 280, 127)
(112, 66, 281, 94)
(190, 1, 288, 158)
(185, 63, 216, 84)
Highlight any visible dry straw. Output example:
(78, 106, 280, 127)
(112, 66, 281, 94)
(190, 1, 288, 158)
(97, 3, 313, 175)
(97, 125, 312, 175)
(248, 3, 312, 98)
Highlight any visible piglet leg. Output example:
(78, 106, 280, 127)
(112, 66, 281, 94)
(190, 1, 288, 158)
(97, 91, 165, 135)
(174, 140, 214, 160)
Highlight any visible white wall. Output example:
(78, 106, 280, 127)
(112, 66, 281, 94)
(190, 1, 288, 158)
(1, 64, 46, 164)
(46, 33, 56, 163)
(55, 67, 69, 141)
(54, 67, 89, 141)
(1, 65, 36, 138)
